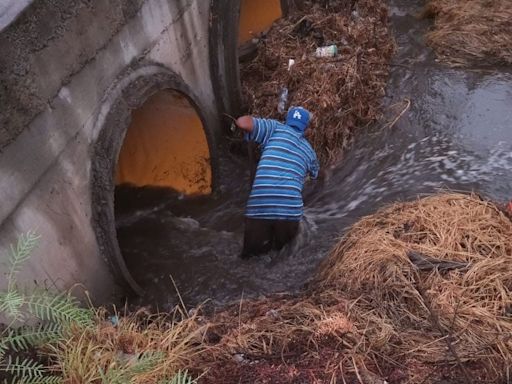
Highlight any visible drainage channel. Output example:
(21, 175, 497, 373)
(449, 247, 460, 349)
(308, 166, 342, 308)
(115, 0, 512, 310)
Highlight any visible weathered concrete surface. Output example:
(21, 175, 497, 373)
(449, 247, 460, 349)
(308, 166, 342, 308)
(0, 0, 34, 31)
(0, 0, 145, 150)
(0, 0, 223, 302)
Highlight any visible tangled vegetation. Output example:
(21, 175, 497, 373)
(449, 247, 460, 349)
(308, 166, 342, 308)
(0, 232, 200, 384)
(240, 0, 395, 165)
(316, 193, 512, 382)
(423, 0, 512, 67)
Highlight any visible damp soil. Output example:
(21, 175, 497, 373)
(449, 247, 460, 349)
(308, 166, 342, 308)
(116, 0, 512, 311)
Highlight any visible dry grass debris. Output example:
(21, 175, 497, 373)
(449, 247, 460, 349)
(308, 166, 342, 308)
(423, 0, 512, 67)
(200, 193, 512, 383)
(240, 0, 394, 165)
(316, 193, 512, 382)
(47, 308, 206, 383)
(199, 294, 372, 383)
(30, 193, 511, 383)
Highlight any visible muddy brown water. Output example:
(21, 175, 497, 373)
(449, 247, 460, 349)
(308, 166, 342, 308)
(116, 0, 512, 310)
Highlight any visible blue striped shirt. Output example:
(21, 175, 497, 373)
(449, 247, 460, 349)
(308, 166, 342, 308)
(245, 118, 319, 221)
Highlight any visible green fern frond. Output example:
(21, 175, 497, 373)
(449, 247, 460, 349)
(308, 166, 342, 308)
(26, 291, 93, 328)
(1, 355, 62, 383)
(25, 376, 62, 384)
(1, 355, 47, 380)
(0, 340, 7, 361)
(7, 231, 40, 290)
(5, 323, 63, 352)
(4, 375, 63, 384)
(0, 290, 26, 321)
(2, 376, 62, 384)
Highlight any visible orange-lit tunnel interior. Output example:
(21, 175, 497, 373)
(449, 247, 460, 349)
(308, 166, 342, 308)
(115, 90, 212, 195)
(115, 0, 284, 195)
(238, 0, 282, 45)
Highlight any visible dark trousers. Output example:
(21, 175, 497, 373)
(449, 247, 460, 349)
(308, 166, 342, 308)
(240, 218, 300, 259)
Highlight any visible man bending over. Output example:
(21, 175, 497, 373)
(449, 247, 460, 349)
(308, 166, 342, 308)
(235, 106, 320, 259)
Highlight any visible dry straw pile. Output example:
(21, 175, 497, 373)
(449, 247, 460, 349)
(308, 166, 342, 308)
(316, 193, 512, 382)
(48, 308, 206, 383)
(424, 0, 512, 67)
(201, 193, 512, 383)
(240, 0, 394, 165)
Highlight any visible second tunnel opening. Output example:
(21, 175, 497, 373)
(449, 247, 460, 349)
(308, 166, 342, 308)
(238, 0, 282, 47)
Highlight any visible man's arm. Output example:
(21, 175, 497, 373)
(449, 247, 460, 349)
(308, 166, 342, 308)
(237, 116, 277, 146)
(235, 115, 254, 133)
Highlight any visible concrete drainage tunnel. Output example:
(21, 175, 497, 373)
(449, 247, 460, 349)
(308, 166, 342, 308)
(108, 0, 285, 302)
(1, 0, 512, 314)
(0, 0, 288, 305)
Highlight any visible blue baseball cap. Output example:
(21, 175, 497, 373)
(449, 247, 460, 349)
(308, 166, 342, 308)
(286, 106, 311, 132)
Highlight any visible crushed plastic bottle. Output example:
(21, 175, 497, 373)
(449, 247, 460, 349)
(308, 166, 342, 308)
(277, 87, 288, 113)
(315, 44, 338, 57)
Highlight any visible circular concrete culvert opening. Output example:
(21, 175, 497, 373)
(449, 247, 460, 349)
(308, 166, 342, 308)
(113, 89, 213, 296)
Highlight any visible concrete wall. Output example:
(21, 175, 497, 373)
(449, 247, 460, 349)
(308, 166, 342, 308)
(0, 0, 301, 302)
(0, 0, 226, 303)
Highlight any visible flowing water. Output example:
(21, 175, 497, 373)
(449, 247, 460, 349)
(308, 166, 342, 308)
(116, 0, 512, 310)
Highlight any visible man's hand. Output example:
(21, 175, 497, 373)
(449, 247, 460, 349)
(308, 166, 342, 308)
(236, 116, 254, 133)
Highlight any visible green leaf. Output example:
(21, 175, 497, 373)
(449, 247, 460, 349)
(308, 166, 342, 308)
(0, 290, 26, 321)
(157, 370, 196, 384)
(5, 323, 63, 352)
(0, 340, 7, 361)
(3, 375, 62, 384)
(7, 231, 40, 291)
(127, 351, 165, 375)
(26, 291, 93, 328)
(1, 355, 47, 380)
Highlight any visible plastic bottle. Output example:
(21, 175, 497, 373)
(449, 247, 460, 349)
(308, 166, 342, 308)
(315, 44, 338, 58)
(277, 87, 288, 113)
(287, 59, 295, 71)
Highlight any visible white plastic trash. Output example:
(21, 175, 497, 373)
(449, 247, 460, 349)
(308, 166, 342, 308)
(315, 45, 338, 57)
